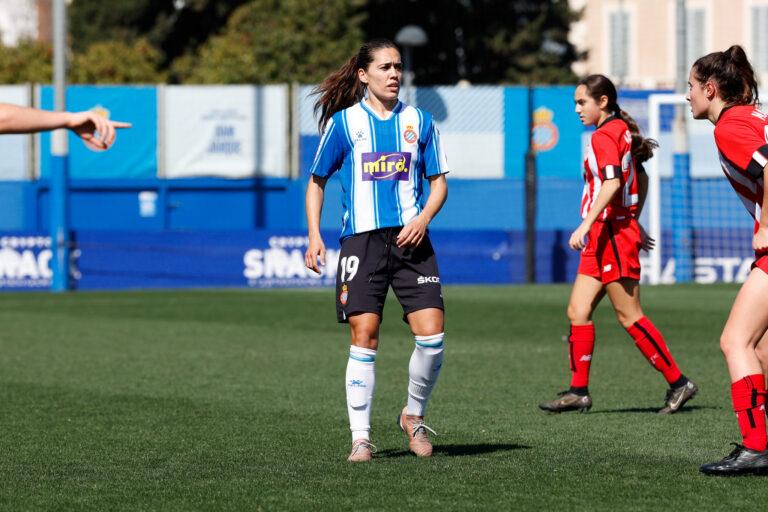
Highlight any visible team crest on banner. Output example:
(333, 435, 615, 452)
(532, 107, 559, 152)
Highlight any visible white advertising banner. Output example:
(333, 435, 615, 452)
(0, 85, 30, 180)
(163, 85, 288, 178)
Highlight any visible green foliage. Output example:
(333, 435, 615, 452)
(174, 0, 366, 84)
(70, 39, 166, 84)
(0, 39, 51, 84)
(365, 0, 581, 85)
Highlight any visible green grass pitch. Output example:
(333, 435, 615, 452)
(0, 284, 766, 510)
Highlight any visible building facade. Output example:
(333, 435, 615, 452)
(569, 0, 768, 88)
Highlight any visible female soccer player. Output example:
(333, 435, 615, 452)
(304, 39, 448, 462)
(0, 103, 128, 148)
(539, 74, 697, 415)
(687, 46, 768, 476)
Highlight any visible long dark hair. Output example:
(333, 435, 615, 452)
(692, 45, 759, 107)
(312, 39, 399, 132)
(578, 74, 658, 164)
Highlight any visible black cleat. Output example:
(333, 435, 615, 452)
(700, 443, 768, 476)
(658, 380, 698, 414)
(539, 390, 592, 413)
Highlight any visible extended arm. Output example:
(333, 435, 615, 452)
(0, 103, 130, 150)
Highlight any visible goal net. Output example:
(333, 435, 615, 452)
(643, 94, 754, 285)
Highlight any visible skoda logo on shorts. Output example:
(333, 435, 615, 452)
(417, 275, 440, 285)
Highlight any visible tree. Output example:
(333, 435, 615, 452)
(69, 0, 250, 69)
(364, 0, 581, 85)
(0, 40, 51, 84)
(174, 0, 366, 84)
(70, 39, 166, 84)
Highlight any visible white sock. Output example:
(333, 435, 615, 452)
(346, 345, 376, 442)
(407, 333, 445, 417)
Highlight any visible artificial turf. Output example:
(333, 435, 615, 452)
(0, 285, 765, 510)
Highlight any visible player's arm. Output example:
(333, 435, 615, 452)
(0, 103, 130, 150)
(569, 177, 621, 250)
(634, 165, 655, 251)
(754, 164, 768, 253)
(396, 173, 447, 248)
(305, 175, 327, 274)
(569, 132, 622, 250)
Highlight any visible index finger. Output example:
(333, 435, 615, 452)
(110, 121, 132, 129)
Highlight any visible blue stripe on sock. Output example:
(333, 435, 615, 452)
(349, 353, 376, 363)
(415, 340, 444, 348)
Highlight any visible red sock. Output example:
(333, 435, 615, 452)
(569, 324, 595, 389)
(626, 317, 682, 385)
(732, 375, 767, 452)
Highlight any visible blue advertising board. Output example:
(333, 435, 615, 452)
(38, 85, 157, 179)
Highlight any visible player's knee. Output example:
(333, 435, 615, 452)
(567, 303, 590, 324)
(719, 329, 744, 358)
(351, 331, 379, 350)
(614, 309, 641, 329)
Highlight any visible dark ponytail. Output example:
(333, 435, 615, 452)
(692, 45, 759, 106)
(312, 39, 399, 132)
(578, 74, 658, 164)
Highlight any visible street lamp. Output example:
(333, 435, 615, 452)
(395, 25, 428, 105)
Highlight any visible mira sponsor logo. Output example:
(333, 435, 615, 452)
(361, 152, 411, 181)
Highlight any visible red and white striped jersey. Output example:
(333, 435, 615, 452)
(581, 117, 640, 221)
(713, 105, 767, 226)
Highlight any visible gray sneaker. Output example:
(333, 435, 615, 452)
(539, 390, 592, 413)
(658, 380, 698, 414)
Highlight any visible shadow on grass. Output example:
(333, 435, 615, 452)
(378, 443, 532, 458)
(591, 405, 717, 415)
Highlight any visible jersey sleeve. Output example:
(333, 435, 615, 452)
(715, 118, 768, 179)
(591, 130, 621, 180)
(420, 117, 450, 178)
(309, 117, 348, 179)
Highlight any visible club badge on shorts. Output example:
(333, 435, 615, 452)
(340, 283, 349, 305)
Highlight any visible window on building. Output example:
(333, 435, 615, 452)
(609, 10, 629, 80)
(753, 5, 768, 74)
(686, 8, 705, 69)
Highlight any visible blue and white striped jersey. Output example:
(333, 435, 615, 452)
(310, 100, 449, 240)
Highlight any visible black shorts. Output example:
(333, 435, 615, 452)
(335, 227, 444, 323)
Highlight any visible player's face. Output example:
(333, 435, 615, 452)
(359, 47, 402, 104)
(686, 68, 710, 120)
(574, 85, 603, 126)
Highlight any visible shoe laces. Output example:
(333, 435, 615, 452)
(725, 442, 746, 460)
(351, 440, 377, 454)
(410, 421, 437, 439)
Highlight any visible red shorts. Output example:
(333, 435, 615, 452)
(577, 218, 642, 284)
(753, 251, 768, 275)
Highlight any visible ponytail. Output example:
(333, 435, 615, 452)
(579, 74, 658, 164)
(619, 109, 658, 164)
(692, 45, 759, 106)
(312, 39, 398, 132)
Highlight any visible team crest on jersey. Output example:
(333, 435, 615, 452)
(403, 125, 418, 144)
(340, 284, 349, 305)
(532, 107, 559, 152)
(361, 152, 411, 181)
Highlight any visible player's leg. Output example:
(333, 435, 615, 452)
(701, 267, 768, 475)
(336, 230, 389, 462)
(539, 273, 605, 413)
(391, 233, 444, 457)
(605, 279, 697, 413)
(754, 327, 768, 383)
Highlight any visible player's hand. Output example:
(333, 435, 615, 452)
(568, 223, 590, 251)
(305, 235, 326, 274)
(753, 226, 768, 253)
(397, 215, 428, 248)
(66, 111, 131, 151)
(638, 223, 656, 251)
